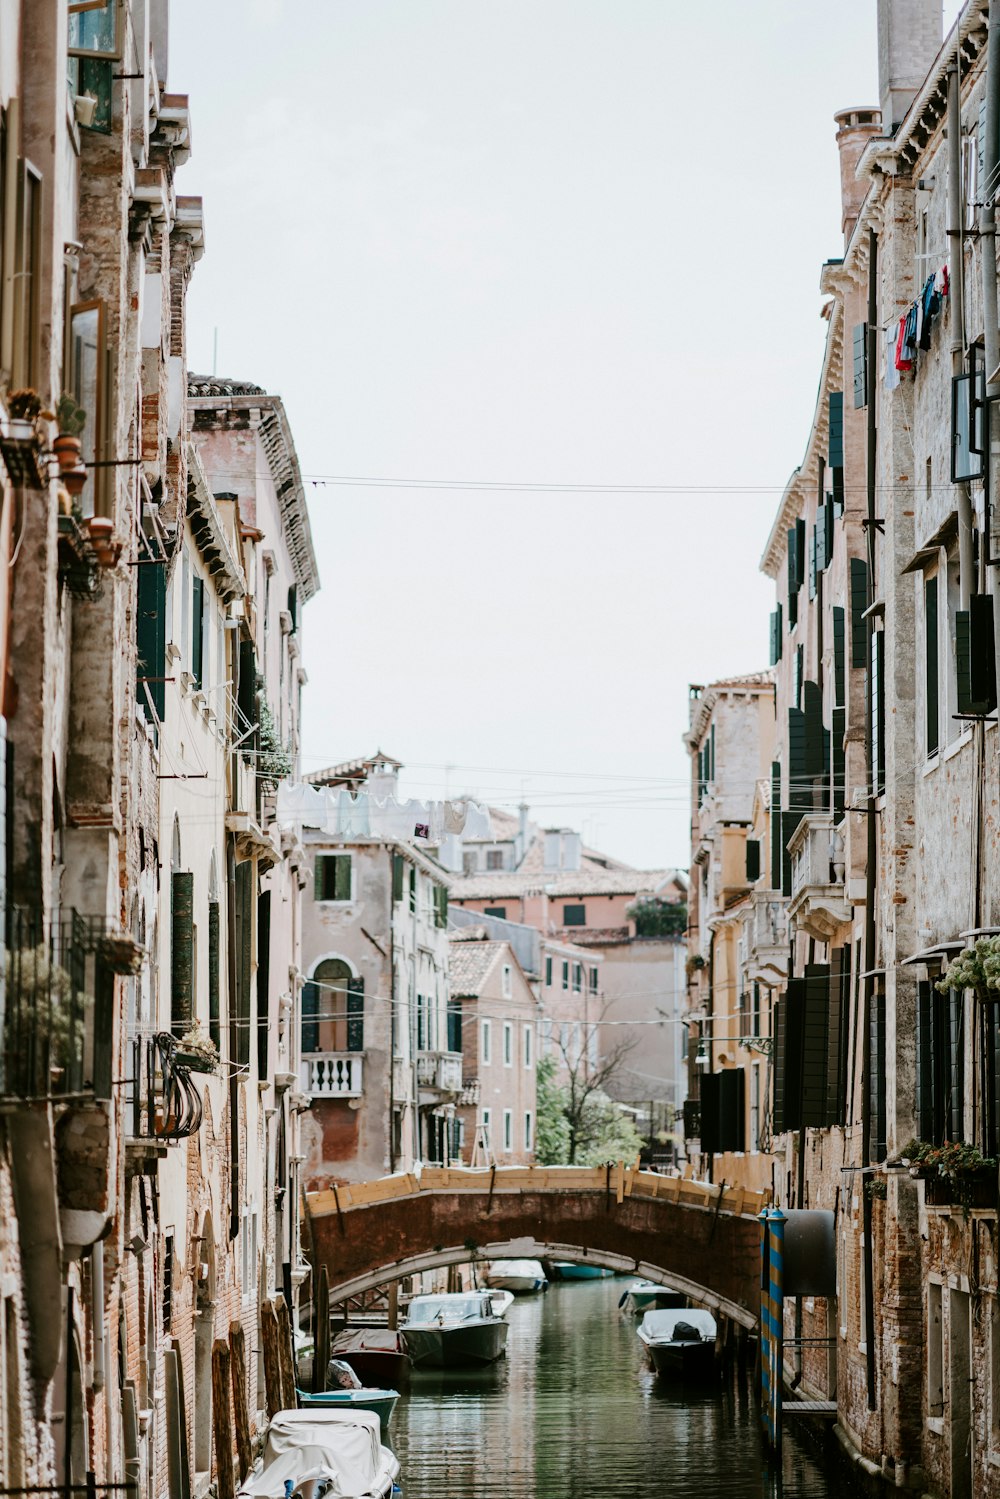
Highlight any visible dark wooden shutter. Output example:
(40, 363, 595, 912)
(718, 1068, 745, 1152)
(334, 854, 352, 901)
(313, 857, 329, 903)
(925, 577, 939, 754)
(824, 497, 835, 563)
(831, 467, 845, 515)
(916, 979, 934, 1141)
(872, 631, 886, 794)
(946, 987, 965, 1142)
(256, 889, 271, 1079)
(234, 860, 253, 1066)
(828, 391, 844, 467)
(833, 607, 845, 704)
(781, 812, 800, 896)
(237, 639, 258, 752)
(447, 998, 462, 1053)
(346, 977, 364, 1052)
(392, 852, 404, 902)
(137, 556, 167, 720)
(831, 707, 846, 817)
(853, 323, 867, 408)
(746, 839, 761, 883)
(773, 984, 804, 1134)
(787, 527, 799, 607)
(545, 956, 552, 986)
(869, 986, 887, 1162)
(800, 965, 832, 1127)
(788, 707, 809, 811)
(816, 505, 828, 573)
(170, 871, 194, 1033)
(208, 900, 220, 1051)
(850, 558, 868, 667)
(287, 584, 298, 633)
(770, 762, 782, 889)
(803, 680, 825, 777)
(956, 595, 998, 715)
(795, 645, 804, 709)
(770, 609, 782, 666)
(795, 518, 806, 588)
(827, 946, 850, 1125)
(699, 1072, 720, 1156)
(808, 525, 817, 600)
(302, 981, 319, 1055)
(191, 575, 204, 690)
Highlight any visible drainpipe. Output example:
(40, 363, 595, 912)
(91, 1240, 105, 1391)
(949, 55, 976, 608)
(388, 869, 396, 1173)
(227, 836, 240, 1241)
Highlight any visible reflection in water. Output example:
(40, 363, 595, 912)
(392, 1278, 851, 1498)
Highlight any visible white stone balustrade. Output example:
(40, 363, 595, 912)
(301, 1052, 364, 1097)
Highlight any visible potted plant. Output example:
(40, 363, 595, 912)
(898, 1138, 998, 1211)
(7, 389, 44, 440)
(87, 516, 120, 567)
(53, 393, 88, 496)
(935, 936, 1000, 1003)
(173, 1022, 219, 1075)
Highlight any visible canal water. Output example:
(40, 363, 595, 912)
(392, 1276, 849, 1498)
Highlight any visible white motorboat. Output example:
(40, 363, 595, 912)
(401, 1291, 509, 1367)
(483, 1258, 548, 1294)
(238, 1408, 400, 1499)
(637, 1307, 718, 1380)
(617, 1279, 686, 1315)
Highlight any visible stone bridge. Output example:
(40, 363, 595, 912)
(305, 1165, 768, 1330)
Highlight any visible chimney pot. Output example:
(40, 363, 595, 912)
(877, 0, 942, 135)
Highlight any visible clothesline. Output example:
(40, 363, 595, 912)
(275, 781, 492, 844)
(886, 265, 949, 390)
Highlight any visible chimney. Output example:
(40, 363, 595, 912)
(834, 107, 883, 247)
(877, 0, 941, 135)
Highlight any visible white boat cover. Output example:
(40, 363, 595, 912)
(486, 1259, 545, 1280)
(405, 1292, 496, 1323)
(640, 1308, 717, 1342)
(239, 1409, 397, 1499)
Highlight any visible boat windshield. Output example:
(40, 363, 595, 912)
(406, 1296, 489, 1323)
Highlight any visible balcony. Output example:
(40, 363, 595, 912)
(0, 908, 137, 1102)
(416, 1050, 463, 1095)
(127, 1032, 205, 1144)
(302, 1052, 364, 1098)
(747, 891, 789, 982)
(787, 814, 851, 942)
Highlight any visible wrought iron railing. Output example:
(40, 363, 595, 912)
(0, 908, 140, 1101)
(127, 1031, 204, 1141)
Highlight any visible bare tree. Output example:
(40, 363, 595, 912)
(547, 1016, 642, 1165)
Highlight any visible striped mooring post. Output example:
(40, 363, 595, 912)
(758, 1207, 786, 1455)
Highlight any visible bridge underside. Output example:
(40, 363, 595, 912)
(306, 1186, 761, 1330)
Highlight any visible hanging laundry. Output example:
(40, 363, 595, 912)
(337, 788, 371, 837)
(414, 822, 430, 840)
(885, 323, 901, 391)
(918, 274, 941, 350)
(444, 799, 468, 835)
(934, 264, 949, 297)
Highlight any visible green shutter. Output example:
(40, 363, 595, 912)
(346, 977, 364, 1052)
(170, 871, 194, 1033)
(828, 391, 844, 467)
(208, 900, 220, 1051)
(334, 853, 352, 901)
(718, 1068, 745, 1152)
(237, 639, 258, 751)
(746, 838, 761, 883)
(833, 607, 845, 705)
(302, 981, 319, 1054)
(137, 557, 167, 720)
(392, 852, 404, 902)
(831, 467, 844, 515)
(801, 963, 844, 1128)
(925, 576, 939, 755)
(957, 596, 997, 715)
(191, 575, 204, 690)
(808, 525, 817, 600)
(287, 583, 298, 633)
(827, 947, 850, 1126)
(546, 956, 552, 986)
(234, 860, 253, 1067)
(831, 707, 846, 817)
(916, 979, 934, 1141)
(815, 506, 827, 573)
(788, 707, 809, 810)
(769, 603, 783, 665)
(314, 856, 328, 903)
(770, 762, 782, 889)
(436, 884, 449, 928)
(853, 323, 867, 408)
(699, 1072, 720, 1157)
(802, 680, 825, 777)
(849, 558, 868, 668)
(773, 982, 805, 1134)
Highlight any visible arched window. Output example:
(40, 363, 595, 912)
(302, 960, 363, 1054)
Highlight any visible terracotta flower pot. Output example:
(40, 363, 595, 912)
(63, 463, 87, 497)
(53, 434, 82, 470)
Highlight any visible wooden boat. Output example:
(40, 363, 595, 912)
(618, 1280, 686, 1315)
(637, 1308, 718, 1379)
(329, 1327, 409, 1388)
(296, 1359, 398, 1438)
(401, 1291, 508, 1368)
(483, 1258, 548, 1294)
(238, 1408, 400, 1499)
(549, 1261, 613, 1281)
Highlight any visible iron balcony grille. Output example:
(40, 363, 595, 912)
(0, 908, 140, 1102)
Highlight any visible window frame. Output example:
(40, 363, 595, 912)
(67, 0, 123, 60)
(502, 1108, 513, 1153)
(11, 159, 42, 392)
(523, 1023, 533, 1070)
(481, 1018, 492, 1067)
(502, 1020, 513, 1068)
(524, 1110, 533, 1153)
(501, 963, 512, 998)
(314, 852, 353, 904)
(562, 903, 586, 927)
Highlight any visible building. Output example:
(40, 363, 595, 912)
(296, 754, 455, 1183)
(449, 931, 539, 1164)
(447, 813, 688, 1149)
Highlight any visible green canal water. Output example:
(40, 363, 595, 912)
(392, 1277, 850, 1498)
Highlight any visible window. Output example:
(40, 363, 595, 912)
(561, 961, 569, 991)
(502, 1109, 513, 1152)
(409, 866, 416, 913)
(501, 964, 512, 998)
(589, 966, 598, 996)
(562, 904, 586, 927)
(749, 1065, 760, 1152)
(925, 576, 939, 756)
(545, 956, 552, 987)
(392, 853, 404, 902)
(486, 850, 504, 870)
(523, 1024, 533, 1069)
(416, 994, 427, 1052)
(928, 1281, 944, 1416)
(162, 1234, 174, 1333)
(916, 981, 965, 1145)
(170, 871, 194, 1034)
(314, 853, 351, 903)
(462, 851, 477, 875)
(240, 1206, 258, 1309)
(447, 999, 462, 1053)
(304, 960, 362, 1053)
(559, 1022, 569, 1054)
(484, 906, 507, 920)
(524, 1111, 534, 1153)
(481, 1107, 491, 1144)
(191, 574, 205, 689)
(572, 963, 582, 994)
(503, 1021, 513, 1067)
(481, 1019, 492, 1066)
(10, 160, 41, 391)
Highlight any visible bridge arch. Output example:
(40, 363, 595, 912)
(305, 1166, 766, 1332)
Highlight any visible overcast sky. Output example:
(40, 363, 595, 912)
(170, 1, 953, 870)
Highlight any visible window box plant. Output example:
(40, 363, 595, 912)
(935, 936, 1000, 1003)
(53, 393, 88, 496)
(172, 1023, 219, 1075)
(899, 1138, 998, 1211)
(1, 390, 50, 488)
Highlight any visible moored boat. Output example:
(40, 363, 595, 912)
(483, 1258, 548, 1294)
(549, 1261, 613, 1281)
(401, 1291, 508, 1368)
(330, 1326, 409, 1388)
(618, 1279, 686, 1315)
(238, 1407, 400, 1499)
(637, 1308, 718, 1380)
(296, 1359, 399, 1438)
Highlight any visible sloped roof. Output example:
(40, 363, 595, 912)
(306, 751, 403, 787)
(188, 375, 265, 398)
(450, 865, 685, 900)
(448, 939, 505, 996)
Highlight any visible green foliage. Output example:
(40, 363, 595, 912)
(258, 699, 292, 783)
(572, 1093, 645, 1166)
(55, 393, 87, 436)
(535, 1054, 570, 1165)
(627, 898, 687, 938)
(935, 936, 1000, 999)
(899, 1138, 996, 1177)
